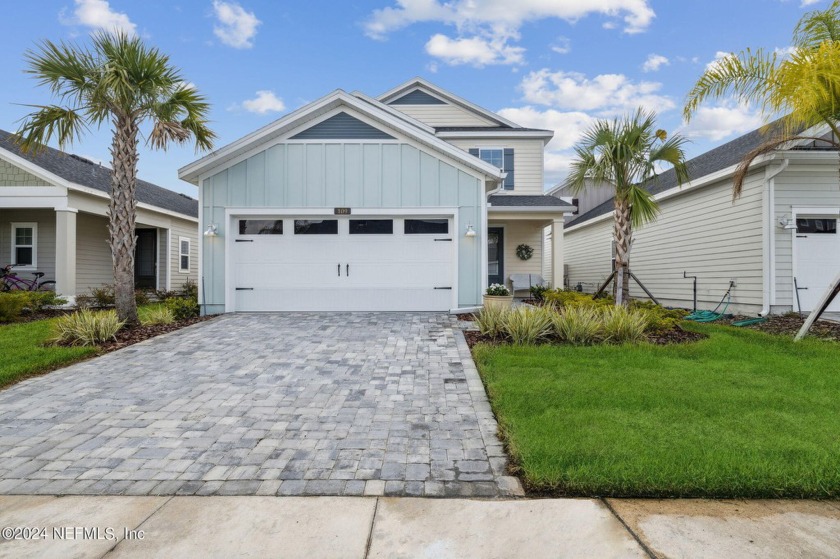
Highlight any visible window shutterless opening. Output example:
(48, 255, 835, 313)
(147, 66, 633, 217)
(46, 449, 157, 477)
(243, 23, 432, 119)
(294, 219, 338, 234)
(404, 219, 449, 234)
(349, 219, 393, 234)
(239, 219, 283, 235)
(11, 223, 37, 267)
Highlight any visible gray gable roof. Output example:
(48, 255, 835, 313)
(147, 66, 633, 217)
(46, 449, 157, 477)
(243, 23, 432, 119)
(0, 129, 198, 218)
(566, 119, 795, 227)
(390, 89, 446, 105)
(489, 194, 573, 208)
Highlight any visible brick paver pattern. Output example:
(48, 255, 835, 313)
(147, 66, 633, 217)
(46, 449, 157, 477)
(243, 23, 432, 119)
(0, 313, 520, 497)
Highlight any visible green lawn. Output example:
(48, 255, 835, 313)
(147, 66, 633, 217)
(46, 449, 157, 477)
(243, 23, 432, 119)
(0, 319, 97, 389)
(473, 323, 840, 498)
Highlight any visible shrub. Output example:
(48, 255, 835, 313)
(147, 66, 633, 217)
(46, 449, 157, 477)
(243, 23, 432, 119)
(139, 305, 174, 325)
(629, 300, 689, 333)
(51, 309, 124, 346)
(486, 283, 511, 296)
(181, 279, 198, 301)
(503, 306, 553, 345)
(154, 289, 180, 301)
(165, 297, 200, 320)
(529, 284, 549, 302)
(544, 290, 614, 309)
(475, 304, 510, 339)
(601, 306, 649, 344)
(134, 289, 151, 307)
(0, 293, 29, 322)
(88, 285, 115, 307)
(551, 306, 603, 346)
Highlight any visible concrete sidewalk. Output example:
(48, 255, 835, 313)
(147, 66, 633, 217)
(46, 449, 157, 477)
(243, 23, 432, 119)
(1, 496, 839, 558)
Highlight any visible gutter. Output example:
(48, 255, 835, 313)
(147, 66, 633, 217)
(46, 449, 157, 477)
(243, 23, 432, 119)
(760, 157, 789, 316)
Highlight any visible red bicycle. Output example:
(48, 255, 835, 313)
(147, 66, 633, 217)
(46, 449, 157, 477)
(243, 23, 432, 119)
(1, 265, 56, 292)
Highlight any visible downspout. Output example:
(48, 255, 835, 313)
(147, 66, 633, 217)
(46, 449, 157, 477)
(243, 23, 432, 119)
(760, 157, 789, 316)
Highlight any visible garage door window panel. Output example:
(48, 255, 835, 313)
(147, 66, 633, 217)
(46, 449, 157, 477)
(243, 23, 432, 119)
(797, 218, 836, 234)
(405, 219, 449, 234)
(239, 219, 283, 235)
(349, 219, 393, 234)
(294, 220, 338, 234)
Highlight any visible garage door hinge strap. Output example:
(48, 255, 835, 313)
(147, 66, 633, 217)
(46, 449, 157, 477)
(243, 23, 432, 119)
(434, 287, 452, 290)
(235, 287, 254, 291)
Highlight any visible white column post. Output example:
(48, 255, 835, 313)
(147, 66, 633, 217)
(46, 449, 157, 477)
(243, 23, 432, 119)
(54, 208, 77, 297)
(551, 217, 565, 289)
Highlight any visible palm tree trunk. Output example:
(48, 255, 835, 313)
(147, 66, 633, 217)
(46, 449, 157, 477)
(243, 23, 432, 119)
(613, 198, 632, 306)
(108, 115, 140, 325)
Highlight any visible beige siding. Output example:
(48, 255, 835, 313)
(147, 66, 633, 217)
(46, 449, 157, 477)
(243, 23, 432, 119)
(564, 170, 767, 313)
(75, 212, 112, 293)
(169, 218, 198, 289)
(491, 220, 546, 291)
(447, 138, 545, 194)
(0, 158, 52, 186)
(773, 161, 840, 309)
(389, 104, 496, 127)
(0, 209, 56, 282)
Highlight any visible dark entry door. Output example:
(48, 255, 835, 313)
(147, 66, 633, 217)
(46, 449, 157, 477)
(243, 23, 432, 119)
(488, 227, 504, 286)
(135, 229, 157, 289)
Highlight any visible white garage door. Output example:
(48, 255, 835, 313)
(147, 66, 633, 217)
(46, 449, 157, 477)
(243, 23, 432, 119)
(231, 216, 455, 311)
(795, 216, 840, 312)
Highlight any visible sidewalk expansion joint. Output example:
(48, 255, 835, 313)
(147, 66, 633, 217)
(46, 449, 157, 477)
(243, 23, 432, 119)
(600, 498, 657, 559)
(363, 497, 380, 559)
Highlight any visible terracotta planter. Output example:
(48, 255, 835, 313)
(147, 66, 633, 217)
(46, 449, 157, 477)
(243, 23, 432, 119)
(483, 294, 514, 309)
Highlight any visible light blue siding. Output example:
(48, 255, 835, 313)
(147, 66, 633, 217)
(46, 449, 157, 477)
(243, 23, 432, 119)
(201, 141, 485, 309)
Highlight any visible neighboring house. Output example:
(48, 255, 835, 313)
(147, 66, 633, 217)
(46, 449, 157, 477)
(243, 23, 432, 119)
(0, 130, 199, 300)
(562, 122, 840, 315)
(179, 78, 575, 313)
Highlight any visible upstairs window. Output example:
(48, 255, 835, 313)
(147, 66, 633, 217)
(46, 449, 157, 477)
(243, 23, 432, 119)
(470, 148, 514, 190)
(478, 148, 503, 170)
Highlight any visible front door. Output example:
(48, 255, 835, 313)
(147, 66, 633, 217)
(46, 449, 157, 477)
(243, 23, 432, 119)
(134, 229, 157, 289)
(488, 227, 504, 286)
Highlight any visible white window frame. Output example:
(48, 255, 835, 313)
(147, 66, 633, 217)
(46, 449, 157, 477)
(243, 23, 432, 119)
(477, 148, 504, 171)
(11, 222, 37, 270)
(178, 236, 191, 273)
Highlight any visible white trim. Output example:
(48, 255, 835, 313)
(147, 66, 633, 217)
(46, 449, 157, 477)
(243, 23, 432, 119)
(155, 228, 161, 290)
(488, 206, 576, 214)
(377, 78, 523, 129)
(165, 228, 172, 291)
(223, 207, 460, 313)
(178, 90, 505, 184)
(437, 130, 553, 141)
(10, 222, 37, 270)
(350, 90, 436, 135)
(178, 236, 191, 273)
(486, 223, 505, 286)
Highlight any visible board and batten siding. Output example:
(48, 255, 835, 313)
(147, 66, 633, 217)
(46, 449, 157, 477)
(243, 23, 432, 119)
(0, 209, 56, 282)
(773, 160, 840, 310)
(565, 169, 767, 313)
(201, 142, 483, 312)
(447, 138, 545, 195)
(388, 103, 496, 128)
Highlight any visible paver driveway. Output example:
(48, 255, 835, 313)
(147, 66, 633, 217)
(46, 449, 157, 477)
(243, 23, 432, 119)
(0, 313, 519, 497)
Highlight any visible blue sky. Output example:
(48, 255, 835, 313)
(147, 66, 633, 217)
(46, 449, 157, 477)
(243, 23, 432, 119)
(0, 0, 825, 196)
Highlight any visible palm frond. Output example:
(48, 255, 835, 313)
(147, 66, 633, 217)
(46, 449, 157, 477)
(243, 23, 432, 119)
(15, 105, 88, 153)
(793, 0, 840, 48)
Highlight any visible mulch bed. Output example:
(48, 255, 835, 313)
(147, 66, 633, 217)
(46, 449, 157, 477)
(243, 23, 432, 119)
(463, 326, 705, 349)
(17, 308, 78, 323)
(456, 313, 476, 321)
(97, 315, 216, 352)
(730, 314, 840, 341)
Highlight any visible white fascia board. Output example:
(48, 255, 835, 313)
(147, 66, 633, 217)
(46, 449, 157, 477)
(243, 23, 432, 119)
(564, 156, 778, 234)
(488, 206, 577, 214)
(437, 130, 554, 144)
(377, 77, 522, 129)
(68, 182, 199, 222)
(180, 89, 505, 184)
(350, 90, 435, 135)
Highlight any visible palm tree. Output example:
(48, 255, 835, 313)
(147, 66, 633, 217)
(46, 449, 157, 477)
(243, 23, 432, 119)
(16, 32, 215, 325)
(684, 0, 840, 197)
(564, 109, 689, 305)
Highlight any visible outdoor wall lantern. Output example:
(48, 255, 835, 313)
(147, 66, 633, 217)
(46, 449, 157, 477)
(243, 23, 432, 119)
(465, 224, 477, 237)
(204, 224, 219, 237)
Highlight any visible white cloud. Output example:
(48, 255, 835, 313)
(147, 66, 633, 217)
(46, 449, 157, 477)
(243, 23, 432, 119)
(233, 90, 286, 114)
(551, 36, 571, 54)
(681, 102, 763, 141)
(425, 32, 524, 66)
(800, 0, 821, 6)
(519, 68, 675, 115)
(60, 0, 137, 35)
(774, 45, 797, 58)
(212, 0, 260, 49)
(642, 53, 669, 72)
(706, 51, 734, 71)
(365, 0, 655, 65)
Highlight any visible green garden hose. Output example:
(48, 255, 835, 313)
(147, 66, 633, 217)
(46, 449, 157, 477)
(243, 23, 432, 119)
(685, 287, 732, 323)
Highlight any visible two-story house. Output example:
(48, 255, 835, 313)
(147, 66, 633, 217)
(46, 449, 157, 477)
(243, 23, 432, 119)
(179, 78, 575, 313)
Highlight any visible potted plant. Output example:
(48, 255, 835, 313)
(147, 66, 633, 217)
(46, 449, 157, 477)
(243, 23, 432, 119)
(483, 283, 513, 309)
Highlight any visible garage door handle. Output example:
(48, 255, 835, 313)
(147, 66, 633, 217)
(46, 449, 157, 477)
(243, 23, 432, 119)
(235, 287, 254, 291)
(434, 287, 452, 290)
(346, 264, 350, 276)
(434, 238, 452, 242)
(337, 263, 341, 277)
(235, 239, 254, 242)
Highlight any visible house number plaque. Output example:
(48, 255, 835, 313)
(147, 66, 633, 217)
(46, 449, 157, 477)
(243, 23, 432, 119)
(334, 208, 351, 215)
